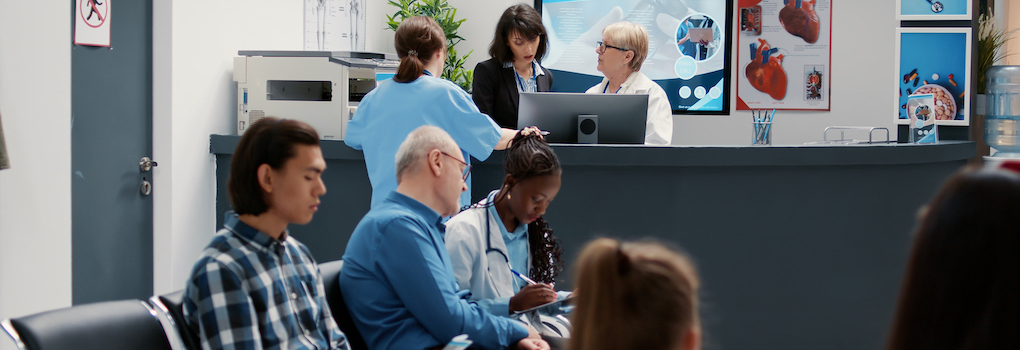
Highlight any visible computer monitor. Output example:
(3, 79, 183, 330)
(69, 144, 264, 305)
(518, 92, 648, 144)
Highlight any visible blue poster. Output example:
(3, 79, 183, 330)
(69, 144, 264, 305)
(898, 0, 971, 19)
(896, 30, 971, 125)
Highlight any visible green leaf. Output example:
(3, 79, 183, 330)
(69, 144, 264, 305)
(386, 0, 474, 92)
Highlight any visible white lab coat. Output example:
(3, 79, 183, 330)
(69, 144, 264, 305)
(586, 71, 674, 145)
(445, 196, 531, 317)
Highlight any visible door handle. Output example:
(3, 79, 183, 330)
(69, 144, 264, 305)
(139, 157, 158, 172)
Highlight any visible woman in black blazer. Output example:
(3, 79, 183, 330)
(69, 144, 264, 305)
(472, 3, 554, 129)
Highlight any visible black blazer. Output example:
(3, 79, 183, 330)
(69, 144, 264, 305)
(472, 58, 554, 129)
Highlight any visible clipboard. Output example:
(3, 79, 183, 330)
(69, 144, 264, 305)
(688, 28, 714, 44)
(512, 295, 574, 315)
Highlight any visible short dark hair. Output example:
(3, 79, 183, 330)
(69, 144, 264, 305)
(228, 117, 320, 215)
(489, 4, 547, 64)
(886, 166, 1020, 350)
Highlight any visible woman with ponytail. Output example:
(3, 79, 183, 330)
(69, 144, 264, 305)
(570, 238, 702, 350)
(445, 130, 568, 317)
(345, 16, 533, 208)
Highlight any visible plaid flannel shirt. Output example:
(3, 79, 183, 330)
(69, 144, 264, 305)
(183, 213, 349, 350)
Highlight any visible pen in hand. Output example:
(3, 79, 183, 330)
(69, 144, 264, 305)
(510, 268, 538, 285)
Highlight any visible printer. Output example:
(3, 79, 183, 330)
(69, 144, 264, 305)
(233, 50, 399, 140)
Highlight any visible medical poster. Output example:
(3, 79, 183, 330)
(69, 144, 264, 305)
(304, 0, 367, 51)
(894, 28, 971, 126)
(735, 0, 831, 111)
(541, 0, 734, 114)
(74, 0, 111, 47)
(896, 0, 972, 21)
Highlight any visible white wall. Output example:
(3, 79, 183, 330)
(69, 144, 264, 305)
(0, 1, 72, 349)
(153, 0, 305, 295)
(1005, 1, 1019, 66)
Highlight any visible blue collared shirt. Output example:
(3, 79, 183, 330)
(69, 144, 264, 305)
(183, 212, 349, 350)
(503, 60, 545, 93)
(344, 75, 503, 208)
(485, 190, 530, 289)
(339, 192, 529, 350)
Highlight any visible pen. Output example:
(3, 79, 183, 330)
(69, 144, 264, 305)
(510, 269, 538, 285)
(540, 131, 550, 136)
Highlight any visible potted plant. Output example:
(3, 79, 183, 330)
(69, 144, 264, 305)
(386, 0, 474, 93)
(976, 12, 1016, 97)
(972, 10, 1016, 158)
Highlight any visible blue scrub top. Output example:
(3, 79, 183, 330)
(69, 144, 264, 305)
(677, 21, 696, 56)
(345, 75, 503, 208)
(339, 191, 529, 350)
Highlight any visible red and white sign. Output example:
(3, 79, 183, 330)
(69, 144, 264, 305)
(74, 0, 111, 47)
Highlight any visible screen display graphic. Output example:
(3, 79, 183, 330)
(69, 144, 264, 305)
(539, 0, 734, 114)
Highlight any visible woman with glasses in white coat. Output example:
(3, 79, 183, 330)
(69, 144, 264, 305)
(587, 21, 673, 145)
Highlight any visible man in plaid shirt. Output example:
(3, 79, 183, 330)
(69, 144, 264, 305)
(183, 117, 349, 350)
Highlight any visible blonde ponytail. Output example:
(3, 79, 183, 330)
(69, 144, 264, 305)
(570, 238, 701, 350)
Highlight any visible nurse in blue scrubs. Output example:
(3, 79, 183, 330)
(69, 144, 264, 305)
(345, 16, 531, 208)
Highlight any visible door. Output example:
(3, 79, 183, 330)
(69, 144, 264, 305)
(71, 0, 154, 304)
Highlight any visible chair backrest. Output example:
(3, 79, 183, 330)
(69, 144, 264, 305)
(150, 290, 202, 350)
(1, 299, 172, 350)
(319, 259, 369, 350)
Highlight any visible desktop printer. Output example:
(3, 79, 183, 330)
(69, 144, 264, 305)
(233, 50, 398, 140)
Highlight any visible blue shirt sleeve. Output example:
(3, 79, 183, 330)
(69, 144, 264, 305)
(476, 297, 513, 318)
(375, 217, 529, 349)
(343, 102, 367, 151)
(432, 83, 502, 162)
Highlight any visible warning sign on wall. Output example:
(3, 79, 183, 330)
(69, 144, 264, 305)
(74, 0, 111, 47)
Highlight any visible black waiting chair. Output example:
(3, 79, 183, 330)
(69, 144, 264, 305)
(149, 290, 201, 350)
(320, 259, 369, 350)
(1, 299, 172, 350)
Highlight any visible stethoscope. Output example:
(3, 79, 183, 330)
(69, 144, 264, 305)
(926, 0, 943, 13)
(482, 208, 524, 292)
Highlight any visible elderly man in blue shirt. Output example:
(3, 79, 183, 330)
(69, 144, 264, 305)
(339, 125, 549, 350)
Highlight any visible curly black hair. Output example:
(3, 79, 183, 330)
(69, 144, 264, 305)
(494, 131, 564, 284)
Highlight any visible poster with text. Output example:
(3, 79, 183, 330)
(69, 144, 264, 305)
(736, 0, 831, 111)
(894, 28, 971, 126)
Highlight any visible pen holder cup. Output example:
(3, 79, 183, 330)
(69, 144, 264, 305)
(753, 121, 772, 145)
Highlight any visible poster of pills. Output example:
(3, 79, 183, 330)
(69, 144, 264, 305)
(735, 0, 832, 111)
(894, 28, 971, 126)
(896, 0, 972, 21)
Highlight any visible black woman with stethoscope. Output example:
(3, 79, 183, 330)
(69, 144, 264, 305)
(443, 131, 567, 317)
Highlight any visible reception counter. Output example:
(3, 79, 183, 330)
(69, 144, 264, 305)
(211, 135, 973, 350)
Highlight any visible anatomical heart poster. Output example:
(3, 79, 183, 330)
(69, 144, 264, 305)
(736, 0, 831, 110)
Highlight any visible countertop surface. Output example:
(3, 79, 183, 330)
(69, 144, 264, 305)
(211, 135, 975, 166)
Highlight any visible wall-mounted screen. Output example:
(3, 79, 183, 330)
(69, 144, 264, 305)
(537, 0, 734, 114)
